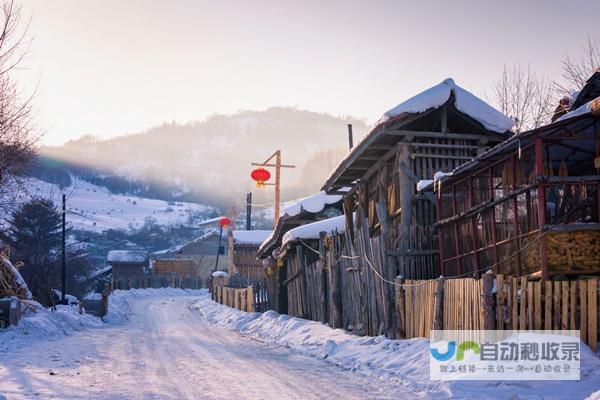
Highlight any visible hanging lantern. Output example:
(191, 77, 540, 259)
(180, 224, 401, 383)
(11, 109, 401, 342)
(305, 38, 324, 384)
(219, 217, 231, 227)
(250, 167, 271, 188)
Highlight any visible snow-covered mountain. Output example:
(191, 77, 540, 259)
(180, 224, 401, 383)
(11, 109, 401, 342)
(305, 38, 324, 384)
(36, 108, 368, 207)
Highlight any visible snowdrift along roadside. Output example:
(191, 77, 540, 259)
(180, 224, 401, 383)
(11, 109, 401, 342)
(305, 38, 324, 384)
(0, 288, 204, 344)
(192, 294, 600, 400)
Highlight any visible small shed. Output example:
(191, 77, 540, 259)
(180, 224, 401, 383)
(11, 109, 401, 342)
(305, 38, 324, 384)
(107, 250, 148, 281)
(228, 230, 272, 285)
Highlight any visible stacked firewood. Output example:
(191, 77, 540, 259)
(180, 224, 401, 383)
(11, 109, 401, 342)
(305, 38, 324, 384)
(524, 230, 600, 273)
(547, 231, 600, 271)
(0, 246, 32, 300)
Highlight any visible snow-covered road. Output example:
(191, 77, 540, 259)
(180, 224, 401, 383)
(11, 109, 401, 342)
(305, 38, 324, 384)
(0, 293, 404, 399)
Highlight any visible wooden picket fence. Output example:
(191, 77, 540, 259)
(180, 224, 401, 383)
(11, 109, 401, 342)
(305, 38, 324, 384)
(112, 275, 207, 290)
(401, 275, 599, 352)
(213, 286, 255, 313)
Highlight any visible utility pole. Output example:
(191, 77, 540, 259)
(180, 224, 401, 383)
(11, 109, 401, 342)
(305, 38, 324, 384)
(213, 224, 224, 272)
(251, 150, 295, 228)
(348, 124, 354, 150)
(246, 192, 252, 230)
(61, 193, 66, 304)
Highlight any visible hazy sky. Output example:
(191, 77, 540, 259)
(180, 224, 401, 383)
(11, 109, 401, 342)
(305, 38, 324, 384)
(16, 0, 600, 145)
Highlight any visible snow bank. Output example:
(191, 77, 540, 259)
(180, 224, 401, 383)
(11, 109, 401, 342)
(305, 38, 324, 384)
(380, 78, 515, 133)
(193, 295, 600, 400)
(282, 215, 345, 246)
(232, 230, 273, 245)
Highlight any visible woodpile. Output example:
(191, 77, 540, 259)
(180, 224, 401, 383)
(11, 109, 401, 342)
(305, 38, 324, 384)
(0, 246, 32, 300)
(523, 230, 600, 274)
(547, 231, 600, 272)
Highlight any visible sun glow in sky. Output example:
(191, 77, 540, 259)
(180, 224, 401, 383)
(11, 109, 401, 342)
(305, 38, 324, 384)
(16, 0, 600, 145)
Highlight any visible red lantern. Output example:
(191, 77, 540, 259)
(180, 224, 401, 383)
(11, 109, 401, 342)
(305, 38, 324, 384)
(250, 167, 271, 188)
(219, 217, 231, 227)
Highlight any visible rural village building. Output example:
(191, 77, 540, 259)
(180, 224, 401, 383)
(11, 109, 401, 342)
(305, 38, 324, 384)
(319, 78, 514, 336)
(227, 229, 272, 285)
(153, 230, 229, 277)
(256, 190, 344, 313)
(430, 81, 600, 281)
(107, 250, 148, 281)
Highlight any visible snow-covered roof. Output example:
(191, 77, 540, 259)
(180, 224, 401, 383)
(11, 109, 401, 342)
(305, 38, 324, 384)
(107, 250, 148, 263)
(379, 78, 515, 133)
(556, 96, 600, 123)
(256, 190, 345, 258)
(282, 190, 344, 217)
(232, 230, 273, 245)
(281, 215, 346, 247)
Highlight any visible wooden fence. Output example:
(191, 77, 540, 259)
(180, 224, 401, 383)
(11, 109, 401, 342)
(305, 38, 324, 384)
(112, 275, 207, 290)
(399, 275, 599, 351)
(212, 286, 255, 312)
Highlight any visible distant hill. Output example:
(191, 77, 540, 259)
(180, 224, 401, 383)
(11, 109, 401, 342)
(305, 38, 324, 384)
(36, 107, 368, 208)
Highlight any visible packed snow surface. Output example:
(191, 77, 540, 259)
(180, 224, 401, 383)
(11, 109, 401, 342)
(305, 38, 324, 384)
(379, 78, 515, 133)
(195, 295, 600, 400)
(106, 250, 147, 263)
(0, 289, 411, 399)
(231, 230, 273, 245)
(282, 215, 346, 246)
(1, 289, 599, 399)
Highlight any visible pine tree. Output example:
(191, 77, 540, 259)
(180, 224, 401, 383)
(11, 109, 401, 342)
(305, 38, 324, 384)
(1, 198, 64, 304)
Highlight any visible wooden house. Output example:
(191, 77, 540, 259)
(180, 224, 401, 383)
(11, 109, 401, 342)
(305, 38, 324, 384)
(227, 230, 272, 285)
(431, 78, 600, 280)
(107, 250, 148, 281)
(320, 78, 514, 336)
(256, 190, 344, 313)
(153, 230, 229, 277)
(153, 259, 198, 277)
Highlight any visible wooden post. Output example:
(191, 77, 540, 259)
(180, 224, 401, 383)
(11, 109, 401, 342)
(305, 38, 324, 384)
(482, 271, 496, 330)
(397, 144, 412, 279)
(535, 136, 549, 280)
(319, 231, 329, 325)
(329, 238, 343, 329)
(394, 276, 406, 339)
(433, 276, 444, 331)
(275, 151, 281, 225)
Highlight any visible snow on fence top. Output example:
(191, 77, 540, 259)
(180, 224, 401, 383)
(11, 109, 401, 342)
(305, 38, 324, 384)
(231, 230, 273, 245)
(282, 215, 346, 247)
(379, 78, 515, 133)
(107, 250, 148, 264)
(282, 190, 343, 217)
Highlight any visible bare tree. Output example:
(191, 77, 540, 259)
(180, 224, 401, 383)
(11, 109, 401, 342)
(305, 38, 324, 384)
(493, 64, 556, 133)
(0, 0, 38, 211)
(558, 35, 600, 93)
